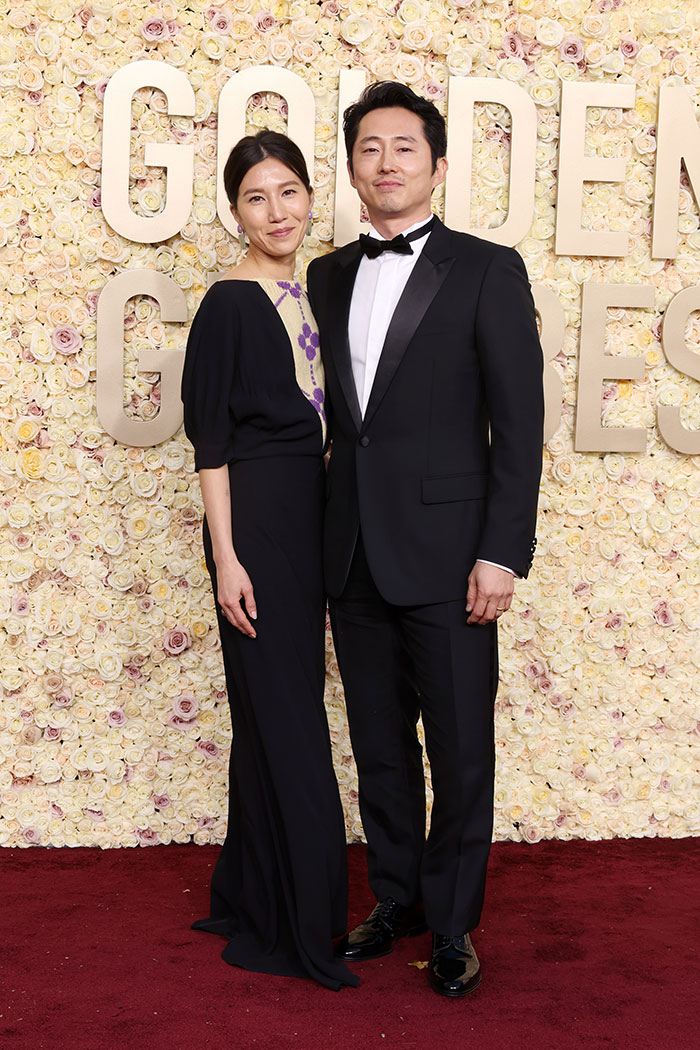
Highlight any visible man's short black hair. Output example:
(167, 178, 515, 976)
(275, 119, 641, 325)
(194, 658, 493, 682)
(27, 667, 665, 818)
(343, 82, 447, 174)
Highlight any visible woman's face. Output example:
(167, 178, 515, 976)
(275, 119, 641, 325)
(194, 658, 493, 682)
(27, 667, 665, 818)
(233, 157, 312, 259)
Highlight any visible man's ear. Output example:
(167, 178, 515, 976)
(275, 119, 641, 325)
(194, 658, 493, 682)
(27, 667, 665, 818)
(431, 156, 448, 191)
(347, 159, 356, 189)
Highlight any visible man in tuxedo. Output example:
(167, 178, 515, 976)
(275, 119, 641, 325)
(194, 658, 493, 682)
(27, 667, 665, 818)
(307, 82, 543, 997)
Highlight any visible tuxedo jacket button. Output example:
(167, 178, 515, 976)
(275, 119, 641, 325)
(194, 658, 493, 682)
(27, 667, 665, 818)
(359, 436, 370, 447)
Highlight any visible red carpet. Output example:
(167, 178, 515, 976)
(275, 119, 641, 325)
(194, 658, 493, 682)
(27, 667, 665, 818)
(1, 839, 698, 1050)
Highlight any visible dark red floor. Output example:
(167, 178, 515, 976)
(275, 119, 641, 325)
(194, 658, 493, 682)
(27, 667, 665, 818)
(2, 838, 699, 1050)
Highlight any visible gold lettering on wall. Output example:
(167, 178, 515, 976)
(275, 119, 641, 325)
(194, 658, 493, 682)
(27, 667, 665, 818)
(333, 68, 368, 247)
(101, 61, 195, 243)
(575, 283, 654, 452)
(658, 286, 700, 453)
(216, 66, 316, 236)
(533, 284, 566, 443)
(444, 78, 537, 247)
(652, 84, 700, 260)
(97, 271, 188, 446)
(555, 82, 635, 258)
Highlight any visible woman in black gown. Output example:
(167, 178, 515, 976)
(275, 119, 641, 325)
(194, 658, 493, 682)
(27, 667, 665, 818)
(181, 131, 357, 990)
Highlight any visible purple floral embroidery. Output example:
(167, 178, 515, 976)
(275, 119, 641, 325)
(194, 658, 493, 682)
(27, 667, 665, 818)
(272, 282, 326, 429)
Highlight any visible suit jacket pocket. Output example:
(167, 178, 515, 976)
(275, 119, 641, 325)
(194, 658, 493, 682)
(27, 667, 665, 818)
(421, 472, 488, 504)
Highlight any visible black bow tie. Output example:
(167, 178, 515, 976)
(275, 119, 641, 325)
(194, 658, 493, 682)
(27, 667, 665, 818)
(359, 217, 435, 259)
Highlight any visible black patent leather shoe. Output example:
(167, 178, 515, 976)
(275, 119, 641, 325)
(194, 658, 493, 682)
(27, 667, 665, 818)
(335, 897, 427, 961)
(429, 933, 481, 997)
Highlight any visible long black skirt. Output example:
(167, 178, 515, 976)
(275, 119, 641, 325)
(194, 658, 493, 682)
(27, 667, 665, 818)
(192, 456, 357, 991)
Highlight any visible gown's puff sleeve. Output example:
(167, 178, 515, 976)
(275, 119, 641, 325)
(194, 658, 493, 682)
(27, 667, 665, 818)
(181, 285, 241, 471)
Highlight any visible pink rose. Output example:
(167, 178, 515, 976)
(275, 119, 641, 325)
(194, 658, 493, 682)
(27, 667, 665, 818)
(24, 828, 40, 844)
(136, 827, 159, 845)
(619, 37, 639, 60)
(171, 692, 199, 721)
(255, 11, 276, 32)
(108, 709, 126, 727)
(207, 8, 232, 33)
(142, 17, 170, 42)
(197, 740, 220, 758)
(503, 32, 525, 59)
(198, 816, 216, 828)
(12, 594, 30, 615)
(152, 794, 172, 809)
(602, 788, 622, 805)
(44, 726, 61, 740)
(164, 627, 191, 655)
(606, 614, 624, 630)
(51, 325, 82, 355)
(559, 36, 585, 64)
(424, 80, 446, 100)
(653, 601, 675, 627)
(50, 802, 64, 818)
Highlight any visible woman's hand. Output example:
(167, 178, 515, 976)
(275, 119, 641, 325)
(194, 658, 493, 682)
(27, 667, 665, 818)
(216, 560, 258, 638)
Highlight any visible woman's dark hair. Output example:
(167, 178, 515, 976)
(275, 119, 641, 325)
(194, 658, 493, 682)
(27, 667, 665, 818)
(343, 82, 447, 174)
(223, 129, 312, 206)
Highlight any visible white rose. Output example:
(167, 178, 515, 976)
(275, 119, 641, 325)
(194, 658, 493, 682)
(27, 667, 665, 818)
(340, 14, 374, 44)
(535, 18, 564, 47)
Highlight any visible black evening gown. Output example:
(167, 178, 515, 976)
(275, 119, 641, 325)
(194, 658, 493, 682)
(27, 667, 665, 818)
(181, 278, 357, 991)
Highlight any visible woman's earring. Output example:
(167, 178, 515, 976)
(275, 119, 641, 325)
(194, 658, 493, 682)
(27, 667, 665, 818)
(306, 211, 313, 237)
(237, 223, 247, 249)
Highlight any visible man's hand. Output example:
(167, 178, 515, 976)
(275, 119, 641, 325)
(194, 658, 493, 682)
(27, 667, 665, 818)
(466, 562, 514, 625)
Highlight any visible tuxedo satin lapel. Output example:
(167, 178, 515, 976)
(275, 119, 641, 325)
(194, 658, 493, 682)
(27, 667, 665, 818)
(328, 247, 363, 432)
(363, 227, 455, 428)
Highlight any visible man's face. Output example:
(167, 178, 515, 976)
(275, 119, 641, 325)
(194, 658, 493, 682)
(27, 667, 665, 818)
(348, 107, 447, 226)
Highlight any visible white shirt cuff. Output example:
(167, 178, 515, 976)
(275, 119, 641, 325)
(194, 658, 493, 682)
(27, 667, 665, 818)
(476, 559, 516, 577)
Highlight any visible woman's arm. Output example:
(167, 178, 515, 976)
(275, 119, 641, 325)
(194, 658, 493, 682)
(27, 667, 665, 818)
(199, 466, 257, 638)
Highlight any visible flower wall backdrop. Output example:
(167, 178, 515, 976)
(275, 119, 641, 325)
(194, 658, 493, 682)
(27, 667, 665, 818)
(1, 0, 699, 848)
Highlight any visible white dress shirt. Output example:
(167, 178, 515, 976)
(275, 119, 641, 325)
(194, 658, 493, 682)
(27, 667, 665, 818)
(348, 217, 515, 578)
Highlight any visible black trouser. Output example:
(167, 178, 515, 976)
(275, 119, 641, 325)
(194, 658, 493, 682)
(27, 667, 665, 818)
(330, 535, 498, 936)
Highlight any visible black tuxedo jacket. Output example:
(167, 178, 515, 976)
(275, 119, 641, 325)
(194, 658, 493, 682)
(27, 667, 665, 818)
(307, 218, 544, 606)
